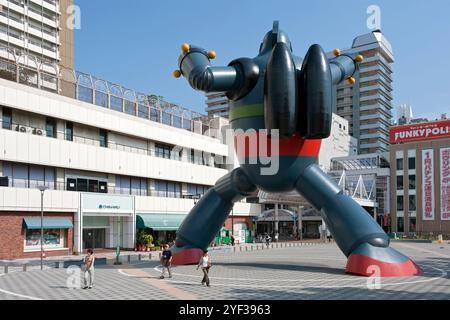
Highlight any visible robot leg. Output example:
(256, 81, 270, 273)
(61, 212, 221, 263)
(172, 168, 257, 265)
(295, 164, 421, 277)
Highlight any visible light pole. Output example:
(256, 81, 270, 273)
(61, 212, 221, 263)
(231, 207, 234, 237)
(37, 185, 48, 270)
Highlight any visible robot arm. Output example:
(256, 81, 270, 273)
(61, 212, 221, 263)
(173, 44, 241, 93)
(329, 49, 364, 85)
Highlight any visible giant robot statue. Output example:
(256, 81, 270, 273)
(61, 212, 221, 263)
(171, 22, 421, 277)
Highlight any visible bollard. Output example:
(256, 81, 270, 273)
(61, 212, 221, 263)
(149, 253, 152, 260)
(233, 247, 236, 253)
(23, 264, 27, 272)
(138, 254, 142, 261)
(127, 255, 131, 263)
(251, 246, 253, 251)
(4, 265, 8, 274)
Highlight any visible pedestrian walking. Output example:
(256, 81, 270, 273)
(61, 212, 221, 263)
(230, 234, 235, 246)
(265, 233, 271, 248)
(83, 249, 95, 289)
(160, 244, 172, 279)
(197, 250, 212, 287)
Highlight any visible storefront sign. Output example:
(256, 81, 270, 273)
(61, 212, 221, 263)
(82, 193, 134, 215)
(422, 149, 435, 220)
(390, 120, 450, 144)
(441, 147, 450, 221)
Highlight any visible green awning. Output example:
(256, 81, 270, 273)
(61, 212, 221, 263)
(136, 214, 186, 231)
(23, 218, 73, 230)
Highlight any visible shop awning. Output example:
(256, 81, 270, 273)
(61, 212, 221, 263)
(23, 218, 73, 230)
(136, 214, 186, 231)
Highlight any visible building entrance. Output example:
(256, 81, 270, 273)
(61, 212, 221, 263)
(83, 229, 106, 249)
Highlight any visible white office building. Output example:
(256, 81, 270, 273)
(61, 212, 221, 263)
(0, 65, 261, 260)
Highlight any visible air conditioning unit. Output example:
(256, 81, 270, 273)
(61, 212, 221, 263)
(16, 126, 27, 133)
(32, 128, 43, 136)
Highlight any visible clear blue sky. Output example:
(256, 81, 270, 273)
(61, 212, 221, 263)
(74, 0, 450, 119)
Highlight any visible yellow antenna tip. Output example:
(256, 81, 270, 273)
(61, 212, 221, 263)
(333, 48, 341, 57)
(181, 43, 190, 54)
(207, 51, 217, 59)
(355, 54, 364, 63)
(173, 70, 182, 78)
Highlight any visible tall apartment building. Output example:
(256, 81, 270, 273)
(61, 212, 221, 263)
(333, 30, 394, 154)
(0, 0, 73, 69)
(205, 30, 394, 156)
(205, 92, 229, 118)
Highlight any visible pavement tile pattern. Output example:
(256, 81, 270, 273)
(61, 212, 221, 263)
(0, 242, 449, 300)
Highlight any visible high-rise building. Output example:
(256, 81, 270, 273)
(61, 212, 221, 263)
(0, 0, 73, 70)
(397, 104, 414, 125)
(205, 92, 229, 118)
(333, 30, 394, 155)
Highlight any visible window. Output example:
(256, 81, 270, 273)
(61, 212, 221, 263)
(155, 144, 172, 159)
(24, 229, 66, 251)
(2, 162, 55, 189)
(186, 184, 209, 198)
(397, 217, 404, 232)
(397, 196, 404, 211)
(67, 178, 108, 193)
(396, 158, 403, 170)
(45, 117, 56, 138)
(77, 178, 88, 192)
(409, 175, 416, 190)
(88, 180, 99, 193)
(99, 181, 108, 193)
(99, 129, 108, 147)
(154, 180, 181, 198)
(396, 176, 403, 190)
(408, 157, 416, 170)
(65, 122, 73, 141)
(67, 178, 77, 191)
(409, 195, 416, 211)
(116, 175, 147, 196)
(2, 108, 12, 130)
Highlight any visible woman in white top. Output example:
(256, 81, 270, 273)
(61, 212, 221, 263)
(197, 250, 212, 287)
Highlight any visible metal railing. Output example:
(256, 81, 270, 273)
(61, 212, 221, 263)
(0, 47, 220, 138)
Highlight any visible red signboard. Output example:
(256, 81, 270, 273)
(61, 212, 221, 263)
(390, 120, 450, 144)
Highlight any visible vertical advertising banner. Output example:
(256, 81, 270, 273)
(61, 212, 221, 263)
(441, 147, 450, 221)
(422, 149, 435, 220)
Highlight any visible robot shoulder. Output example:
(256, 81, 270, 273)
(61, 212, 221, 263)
(226, 58, 260, 101)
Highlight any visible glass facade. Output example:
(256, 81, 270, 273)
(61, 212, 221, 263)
(154, 180, 181, 198)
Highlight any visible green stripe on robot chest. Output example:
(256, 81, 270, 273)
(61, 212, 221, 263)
(229, 104, 264, 121)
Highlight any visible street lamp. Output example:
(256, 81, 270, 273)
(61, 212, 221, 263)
(37, 185, 48, 271)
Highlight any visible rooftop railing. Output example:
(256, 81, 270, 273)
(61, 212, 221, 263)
(0, 47, 220, 139)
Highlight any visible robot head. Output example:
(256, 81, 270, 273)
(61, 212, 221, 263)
(259, 21, 293, 54)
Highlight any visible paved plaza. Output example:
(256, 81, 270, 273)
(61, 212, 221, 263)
(0, 242, 449, 300)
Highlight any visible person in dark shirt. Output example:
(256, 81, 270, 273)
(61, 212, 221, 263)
(160, 244, 172, 279)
